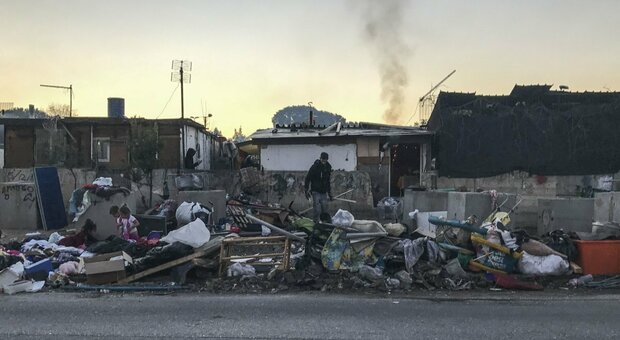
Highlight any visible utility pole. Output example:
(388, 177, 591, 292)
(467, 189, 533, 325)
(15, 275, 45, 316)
(40, 84, 73, 117)
(171, 60, 192, 169)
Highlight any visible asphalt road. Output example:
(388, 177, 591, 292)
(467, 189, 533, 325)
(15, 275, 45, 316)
(1, 292, 620, 339)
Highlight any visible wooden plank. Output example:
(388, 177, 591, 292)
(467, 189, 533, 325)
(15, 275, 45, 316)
(118, 237, 223, 284)
(223, 236, 287, 243)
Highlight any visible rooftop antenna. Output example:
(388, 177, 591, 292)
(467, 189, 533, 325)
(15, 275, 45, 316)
(407, 70, 456, 125)
(171, 60, 192, 167)
(40, 84, 73, 117)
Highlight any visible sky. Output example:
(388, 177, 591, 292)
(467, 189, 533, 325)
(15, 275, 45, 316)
(1, 0, 619, 137)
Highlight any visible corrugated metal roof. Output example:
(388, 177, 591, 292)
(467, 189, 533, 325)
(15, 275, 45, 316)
(249, 122, 432, 140)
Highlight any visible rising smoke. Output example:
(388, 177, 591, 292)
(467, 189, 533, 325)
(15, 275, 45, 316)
(359, 0, 410, 124)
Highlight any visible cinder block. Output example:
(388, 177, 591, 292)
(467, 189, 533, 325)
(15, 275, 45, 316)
(537, 197, 594, 235)
(0, 182, 39, 230)
(401, 190, 449, 225)
(447, 192, 517, 226)
(594, 192, 620, 223)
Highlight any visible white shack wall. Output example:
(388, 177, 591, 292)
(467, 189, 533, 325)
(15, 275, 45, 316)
(260, 144, 357, 171)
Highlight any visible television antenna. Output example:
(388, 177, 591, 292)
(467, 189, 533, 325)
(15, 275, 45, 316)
(171, 60, 192, 166)
(40, 84, 73, 117)
(407, 70, 456, 125)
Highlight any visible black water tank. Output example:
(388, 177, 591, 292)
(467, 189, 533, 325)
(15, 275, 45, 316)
(107, 97, 125, 118)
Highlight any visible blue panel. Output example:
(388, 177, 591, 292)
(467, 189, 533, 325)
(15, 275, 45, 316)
(34, 167, 67, 230)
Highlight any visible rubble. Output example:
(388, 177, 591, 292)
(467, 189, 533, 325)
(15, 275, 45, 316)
(4, 183, 620, 297)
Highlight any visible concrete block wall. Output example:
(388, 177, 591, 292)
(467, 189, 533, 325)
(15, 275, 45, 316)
(427, 171, 619, 197)
(447, 192, 517, 227)
(401, 190, 449, 226)
(594, 192, 620, 223)
(0, 181, 39, 230)
(537, 197, 594, 234)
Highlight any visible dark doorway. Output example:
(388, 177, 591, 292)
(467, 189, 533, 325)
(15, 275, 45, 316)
(390, 143, 420, 196)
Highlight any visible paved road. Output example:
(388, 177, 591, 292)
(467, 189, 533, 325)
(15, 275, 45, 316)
(1, 292, 619, 339)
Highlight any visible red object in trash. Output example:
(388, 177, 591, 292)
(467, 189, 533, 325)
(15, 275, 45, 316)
(486, 273, 543, 291)
(230, 226, 241, 234)
(575, 240, 620, 275)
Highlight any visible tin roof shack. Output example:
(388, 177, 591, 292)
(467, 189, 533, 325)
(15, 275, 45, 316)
(244, 122, 433, 204)
(0, 117, 222, 172)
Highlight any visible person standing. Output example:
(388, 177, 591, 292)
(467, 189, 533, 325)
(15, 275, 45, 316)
(304, 152, 333, 222)
(184, 148, 202, 169)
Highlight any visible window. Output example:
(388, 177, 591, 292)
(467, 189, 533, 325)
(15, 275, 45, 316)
(94, 138, 110, 162)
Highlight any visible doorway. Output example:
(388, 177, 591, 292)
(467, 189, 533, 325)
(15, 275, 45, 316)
(390, 143, 420, 196)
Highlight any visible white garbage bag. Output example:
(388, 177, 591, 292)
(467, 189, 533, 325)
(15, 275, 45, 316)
(175, 201, 210, 226)
(332, 209, 355, 227)
(518, 252, 570, 276)
(161, 218, 211, 248)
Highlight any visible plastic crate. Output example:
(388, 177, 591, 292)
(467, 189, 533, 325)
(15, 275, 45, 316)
(575, 240, 620, 275)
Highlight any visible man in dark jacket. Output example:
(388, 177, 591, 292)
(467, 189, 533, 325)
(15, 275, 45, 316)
(184, 148, 202, 169)
(304, 152, 333, 222)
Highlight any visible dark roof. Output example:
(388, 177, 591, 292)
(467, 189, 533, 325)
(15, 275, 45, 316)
(0, 116, 210, 133)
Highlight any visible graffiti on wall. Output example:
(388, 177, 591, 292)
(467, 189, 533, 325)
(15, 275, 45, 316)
(5, 169, 34, 182)
(1, 183, 37, 209)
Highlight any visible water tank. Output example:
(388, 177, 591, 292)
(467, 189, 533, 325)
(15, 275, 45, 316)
(107, 97, 125, 118)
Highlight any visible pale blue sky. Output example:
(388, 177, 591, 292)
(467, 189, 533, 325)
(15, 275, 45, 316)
(1, 0, 619, 136)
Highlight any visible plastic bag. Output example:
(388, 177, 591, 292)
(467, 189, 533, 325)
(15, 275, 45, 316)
(48, 232, 63, 244)
(161, 219, 211, 248)
(58, 261, 80, 275)
(228, 262, 256, 277)
(92, 177, 113, 186)
(358, 265, 383, 282)
(332, 209, 355, 227)
(518, 253, 570, 276)
(175, 202, 210, 226)
(401, 238, 425, 273)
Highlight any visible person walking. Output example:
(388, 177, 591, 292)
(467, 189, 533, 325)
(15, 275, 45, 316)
(304, 152, 333, 222)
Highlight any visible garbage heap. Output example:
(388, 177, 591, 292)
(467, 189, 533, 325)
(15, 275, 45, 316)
(1, 193, 616, 294)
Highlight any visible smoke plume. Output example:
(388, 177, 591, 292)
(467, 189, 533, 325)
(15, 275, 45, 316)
(360, 0, 410, 124)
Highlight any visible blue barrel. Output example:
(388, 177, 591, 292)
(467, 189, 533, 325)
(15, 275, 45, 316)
(107, 97, 125, 118)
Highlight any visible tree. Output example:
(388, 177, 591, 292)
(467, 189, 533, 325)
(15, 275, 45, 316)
(130, 121, 162, 207)
(232, 126, 247, 143)
(46, 103, 77, 117)
(212, 127, 222, 137)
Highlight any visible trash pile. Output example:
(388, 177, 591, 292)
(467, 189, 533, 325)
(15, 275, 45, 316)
(3, 187, 620, 295)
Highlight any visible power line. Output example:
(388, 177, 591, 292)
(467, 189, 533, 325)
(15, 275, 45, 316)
(156, 83, 180, 119)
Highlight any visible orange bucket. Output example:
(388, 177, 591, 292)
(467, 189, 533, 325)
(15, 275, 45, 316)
(575, 240, 620, 275)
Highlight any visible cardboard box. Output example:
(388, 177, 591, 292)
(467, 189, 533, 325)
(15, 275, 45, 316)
(83, 251, 132, 285)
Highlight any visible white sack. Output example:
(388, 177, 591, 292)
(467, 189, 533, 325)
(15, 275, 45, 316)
(161, 218, 211, 248)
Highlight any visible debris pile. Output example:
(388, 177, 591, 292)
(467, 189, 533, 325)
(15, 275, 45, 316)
(4, 184, 620, 295)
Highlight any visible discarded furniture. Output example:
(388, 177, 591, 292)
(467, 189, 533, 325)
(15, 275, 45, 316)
(117, 237, 223, 284)
(218, 236, 291, 276)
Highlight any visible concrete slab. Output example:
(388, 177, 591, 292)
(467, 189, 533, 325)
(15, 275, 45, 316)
(401, 190, 449, 225)
(0, 182, 39, 230)
(594, 192, 620, 223)
(177, 190, 227, 224)
(537, 197, 594, 235)
(447, 192, 517, 226)
(72, 192, 138, 240)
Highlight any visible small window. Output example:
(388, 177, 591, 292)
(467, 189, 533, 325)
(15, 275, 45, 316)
(94, 138, 110, 163)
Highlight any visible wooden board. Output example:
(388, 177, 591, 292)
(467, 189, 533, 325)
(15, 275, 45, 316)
(117, 237, 223, 284)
